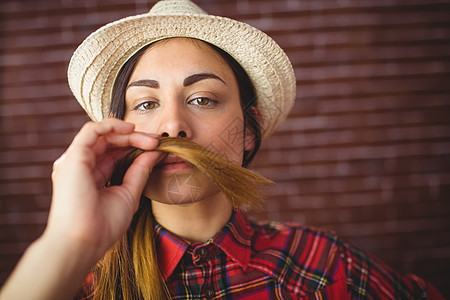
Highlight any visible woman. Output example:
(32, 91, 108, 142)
(0, 0, 443, 299)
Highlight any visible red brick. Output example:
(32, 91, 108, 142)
(1, 0, 449, 297)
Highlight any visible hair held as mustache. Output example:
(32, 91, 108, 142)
(110, 137, 273, 210)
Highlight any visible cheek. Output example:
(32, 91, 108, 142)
(134, 123, 155, 133)
(124, 115, 157, 133)
(197, 114, 246, 165)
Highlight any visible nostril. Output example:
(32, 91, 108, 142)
(178, 131, 187, 138)
(161, 132, 169, 137)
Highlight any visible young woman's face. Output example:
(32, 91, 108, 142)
(124, 38, 253, 205)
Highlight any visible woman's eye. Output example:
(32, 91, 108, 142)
(189, 97, 216, 106)
(135, 101, 158, 111)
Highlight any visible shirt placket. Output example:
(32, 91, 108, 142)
(193, 245, 216, 299)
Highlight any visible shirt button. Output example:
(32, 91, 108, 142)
(205, 288, 215, 299)
(197, 247, 207, 258)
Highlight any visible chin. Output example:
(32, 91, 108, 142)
(144, 169, 221, 206)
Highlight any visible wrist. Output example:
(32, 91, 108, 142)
(38, 228, 101, 271)
(0, 231, 99, 300)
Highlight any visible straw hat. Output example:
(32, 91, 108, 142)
(68, 0, 296, 139)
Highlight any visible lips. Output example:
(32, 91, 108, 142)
(156, 154, 193, 171)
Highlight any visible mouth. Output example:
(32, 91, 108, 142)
(155, 154, 193, 171)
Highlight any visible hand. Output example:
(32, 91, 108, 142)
(46, 118, 161, 260)
(0, 118, 163, 300)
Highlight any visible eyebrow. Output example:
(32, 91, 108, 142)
(127, 79, 159, 89)
(126, 73, 226, 90)
(183, 73, 226, 87)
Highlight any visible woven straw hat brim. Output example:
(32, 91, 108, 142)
(68, 8, 296, 139)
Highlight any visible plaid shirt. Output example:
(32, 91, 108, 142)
(76, 209, 443, 299)
(157, 209, 443, 299)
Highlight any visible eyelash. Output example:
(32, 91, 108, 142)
(188, 97, 218, 107)
(133, 97, 218, 112)
(134, 101, 159, 112)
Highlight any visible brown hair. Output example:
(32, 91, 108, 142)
(93, 38, 264, 299)
(92, 199, 168, 300)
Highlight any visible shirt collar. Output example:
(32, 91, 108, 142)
(154, 222, 190, 281)
(155, 209, 253, 280)
(210, 209, 253, 270)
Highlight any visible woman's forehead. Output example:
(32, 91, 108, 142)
(131, 38, 234, 82)
(139, 38, 228, 66)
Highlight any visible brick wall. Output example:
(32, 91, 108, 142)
(1, 0, 449, 296)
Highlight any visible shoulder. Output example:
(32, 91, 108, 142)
(248, 219, 433, 299)
(248, 219, 345, 296)
(250, 219, 342, 260)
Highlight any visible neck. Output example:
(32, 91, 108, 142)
(151, 193, 233, 243)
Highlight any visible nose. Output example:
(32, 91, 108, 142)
(161, 131, 187, 138)
(157, 104, 192, 139)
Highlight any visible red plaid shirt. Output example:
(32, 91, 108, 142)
(156, 210, 443, 299)
(77, 209, 443, 299)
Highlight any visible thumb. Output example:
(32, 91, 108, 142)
(120, 151, 164, 209)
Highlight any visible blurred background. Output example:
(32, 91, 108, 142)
(1, 0, 449, 297)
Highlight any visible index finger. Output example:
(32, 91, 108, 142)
(71, 119, 135, 149)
